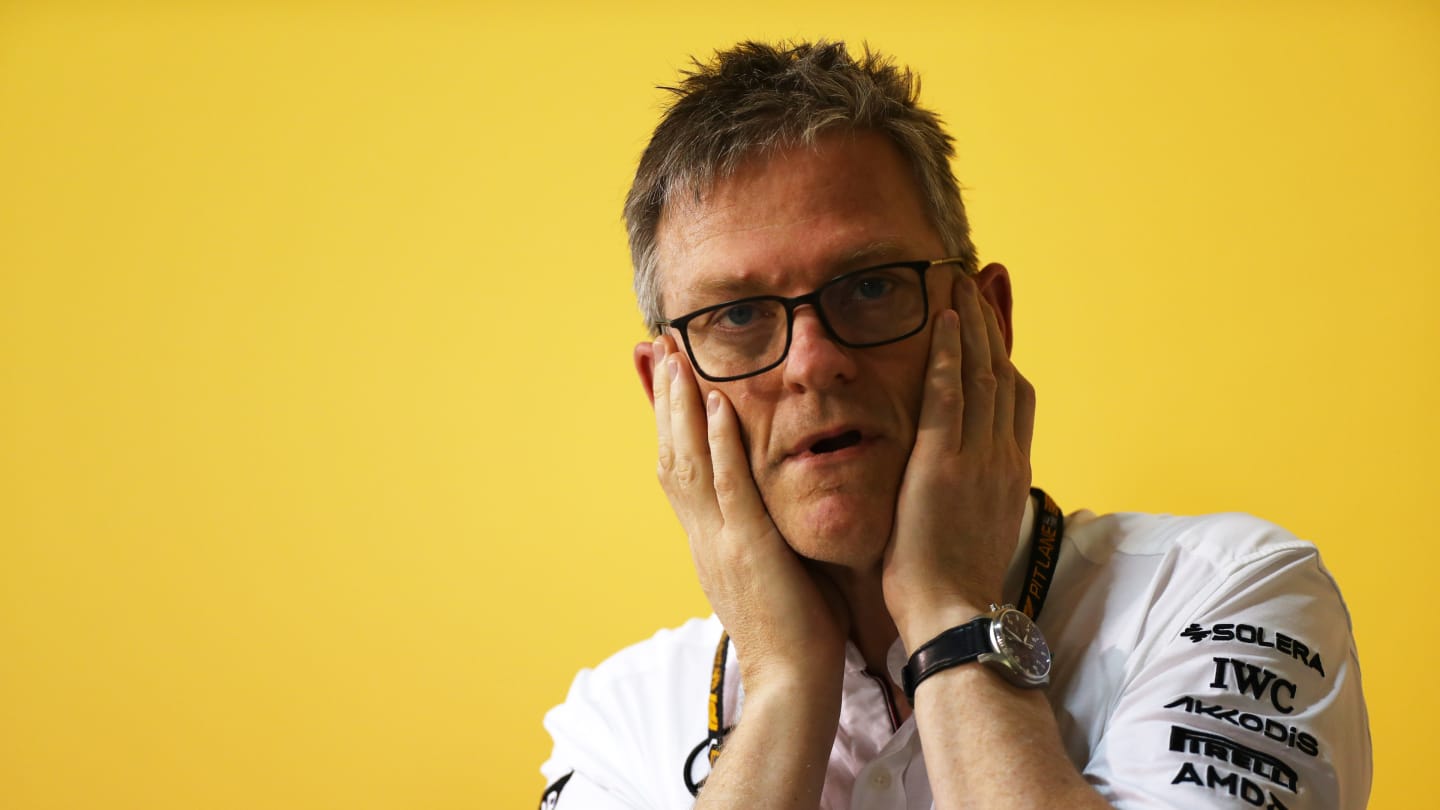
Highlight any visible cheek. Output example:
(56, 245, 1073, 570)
(874, 340, 932, 440)
(903, 366, 929, 435)
(716, 382, 771, 451)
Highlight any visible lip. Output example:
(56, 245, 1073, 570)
(785, 425, 874, 462)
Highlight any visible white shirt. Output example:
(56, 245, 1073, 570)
(539, 503, 1371, 809)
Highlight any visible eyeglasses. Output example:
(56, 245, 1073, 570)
(659, 257, 972, 382)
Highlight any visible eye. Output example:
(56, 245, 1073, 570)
(719, 303, 757, 326)
(698, 301, 775, 333)
(854, 276, 894, 300)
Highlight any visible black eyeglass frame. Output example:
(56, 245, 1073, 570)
(658, 256, 973, 383)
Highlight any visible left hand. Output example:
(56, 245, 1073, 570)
(882, 271, 1037, 651)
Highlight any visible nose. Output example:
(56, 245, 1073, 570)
(781, 306, 857, 391)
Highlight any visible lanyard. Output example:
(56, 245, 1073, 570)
(683, 487, 1065, 795)
(1020, 487, 1065, 621)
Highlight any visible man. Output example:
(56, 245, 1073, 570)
(539, 41, 1370, 809)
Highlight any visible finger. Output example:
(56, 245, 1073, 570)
(652, 338, 675, 480)
(953, 279, 996, 448)
(705, 389, 772, 530)
(666, 349, 722, 529)
(914, 308, 964, 456)
(981, 298, 1015, 441)
(1014, 368, 1037, 460)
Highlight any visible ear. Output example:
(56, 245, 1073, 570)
(634, 340, 659, 407)
(974, 262, 1015, 355)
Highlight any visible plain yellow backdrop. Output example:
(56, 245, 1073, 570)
(2, 1, 1436, 807)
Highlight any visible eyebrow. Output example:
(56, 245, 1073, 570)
(837, 240, 909, 268)
(683, 240, 912, 303)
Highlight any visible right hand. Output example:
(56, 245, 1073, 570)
(651, 337, 850, 694)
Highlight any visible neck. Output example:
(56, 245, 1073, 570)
(814, 561, 901, 681)
(815, 561, 912, 721)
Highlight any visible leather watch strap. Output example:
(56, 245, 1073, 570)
(901, 616, 991, 705)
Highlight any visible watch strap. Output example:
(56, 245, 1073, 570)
(901, 615, 992, 705)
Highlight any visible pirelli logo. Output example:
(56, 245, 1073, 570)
(1169, 725, 1298, 792)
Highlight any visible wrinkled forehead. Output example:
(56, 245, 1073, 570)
(652, 132, 941, 315)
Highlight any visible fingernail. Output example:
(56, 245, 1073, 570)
(667, 355, 679, 380)
(944, 309, 960, 327)
(707, 390, 720, 416)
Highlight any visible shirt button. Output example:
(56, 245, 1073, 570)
(870, 769, 892, 789)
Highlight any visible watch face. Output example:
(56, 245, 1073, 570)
(991, 609, 1052, 683)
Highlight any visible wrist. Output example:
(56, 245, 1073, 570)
(896, 598, 992, 654)
(739, 653, 845, 705)
(902, 603, 1053, 700)
(735, 668, 844, 736)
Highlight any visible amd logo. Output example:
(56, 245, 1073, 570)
(1172, 762, 1291, 809)
(1209, 658, 1298, 714)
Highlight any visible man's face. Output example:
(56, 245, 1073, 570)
(646, 131, 961, 569)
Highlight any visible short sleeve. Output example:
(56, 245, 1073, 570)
(538, 667, 656, 810)
(1084, 544, 1371, 809)
(536, 618, 722, 810)
(536, 768, 639, 810)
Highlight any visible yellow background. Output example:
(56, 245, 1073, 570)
(2, 1, 1435, 807)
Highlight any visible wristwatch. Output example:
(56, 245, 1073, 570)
(901, 603, 1052, 704)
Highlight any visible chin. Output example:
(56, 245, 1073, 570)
(771, 494, 893, 569)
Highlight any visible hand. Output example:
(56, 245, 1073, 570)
(650, 337, 850, 693)
(882, 270, 1037, 651)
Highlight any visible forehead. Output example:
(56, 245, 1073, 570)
(654, 131, 943, 312)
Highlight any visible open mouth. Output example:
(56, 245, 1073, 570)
(809, 430, 863, 455)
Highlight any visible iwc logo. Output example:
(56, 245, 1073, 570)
(1208, 657, 1299, 714)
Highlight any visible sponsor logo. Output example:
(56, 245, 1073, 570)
(1172, 762, 1290, 809)
(539, 772, 572, 810)
(1164, 696, 1320, 756)
(1169, 725, 1299, 791)
(1209, 657, 1297, 714)
(1020, 503, 1060, 618)
(1180, 623, 1325, 677)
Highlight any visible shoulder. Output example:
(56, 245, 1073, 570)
(546, 613, 723, 733)
(1055, 508, 1355, 687)
(1054, 509, 1371, 809)
(1060, 510, 1343, 618)
(1070, 509, 1316, 565)
(561, 614, 724, 691)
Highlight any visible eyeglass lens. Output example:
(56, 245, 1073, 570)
(684, 264, 926, 379)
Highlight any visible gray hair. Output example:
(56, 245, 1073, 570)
(624, 40, 978, 334)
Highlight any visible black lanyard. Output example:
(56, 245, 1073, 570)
(684, 488, 1065, 795)
(1020, 487, 1065, 621)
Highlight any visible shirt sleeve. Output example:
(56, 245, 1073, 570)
(538, 667, 658, 810)
(536, 768, 641, 810)
(1084, 542, 1371, 809)
(537, 618, 722, 810)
